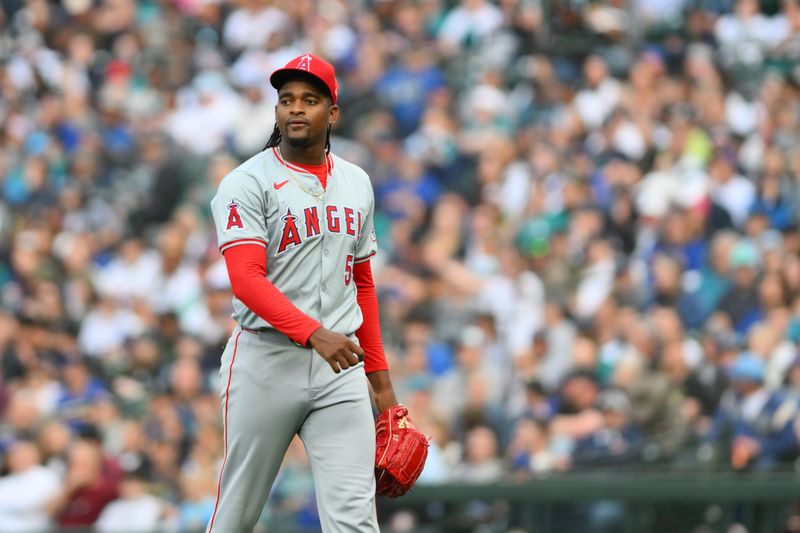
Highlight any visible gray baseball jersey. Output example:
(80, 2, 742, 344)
(206, 147, 381, 533)
(211, 147, 378, 334)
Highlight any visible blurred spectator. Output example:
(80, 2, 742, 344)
(434, 325, 505, 422)
(95, 466, 176, 533)
(452, 426, 504, 483)
(536, 301, 577, 392)
(77, 297, 144, 359)
(709, 150, 756, 228)
(549, 371, 604, 458)
(177, 470, 216, 533)
(222, 0, 292, 53)
(517, 379, 556, 423)
(437, 0, 504, 56)
(375, 48, 446, 136)
(0, 440, 60, 533)
(49, 439, 120, 527)
(573, 55, 621, 131)
(714, 239, 761, 333)
(683, 332, 731, 434)
(711, 352, 799, 469)
(612, 351, 690, 459)
(56, 359, 111, 431)
(715, 0, 786, 68)
(678, 230, 735, 328)
(571, 389, 644, 467)
(507, 417, 557, 475)
(38, 421, 73, 478)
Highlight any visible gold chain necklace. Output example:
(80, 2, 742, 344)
(276, 146, 329, 200)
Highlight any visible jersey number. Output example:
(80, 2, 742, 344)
(344, 254, 354, 286)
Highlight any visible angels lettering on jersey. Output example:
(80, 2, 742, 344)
(277, 205, 362, 253)
(222, 196, 364, 254)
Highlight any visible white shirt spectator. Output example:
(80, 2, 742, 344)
(711, 173, 756, 228)
(539, 319, 578, 391)
(166, 73, 241, 155)
(205, 256, 231, 291)
(479, 270, 544, 354)
(229, 45, 303, 94)
(230, 87, 277, 156)
(95, 494, 174, 533)
(222, 4, 291, 52)
(635, 0, 687, 25)
(322, 23, 358, 63)
(416, 442, 450, 484)
(94, 248, 161, 303)
(764, 339, 796, 391)
(150, 262, 210, 336)
(636, 0, 686, 23)
(575, 258, 616, 320)
(612, 120, 647, 161)
(0, 465, 60, 533)
(573, 77, 621, 130)
(78, 302, 144, 357)
(725, 92, 760, 137)
(438, 0, 504, 51)
(495, 160, 532, 221)
(715, 4, 788, 65)
(17, 377, 61, 419)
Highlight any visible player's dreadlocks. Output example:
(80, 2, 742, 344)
(263, 124, 332, 153)
(263, 124, 282, 150)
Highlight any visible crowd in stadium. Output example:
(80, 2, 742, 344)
(1, 0, 800, 530)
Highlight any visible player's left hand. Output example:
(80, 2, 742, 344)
(374, 405, 429, 498)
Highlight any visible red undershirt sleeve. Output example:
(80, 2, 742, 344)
(353, 259, 389, 374)
(223, 244, 322, 346)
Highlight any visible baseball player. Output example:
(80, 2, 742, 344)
(206, 54, 412, 532)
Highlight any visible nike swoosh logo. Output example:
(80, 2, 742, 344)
(273, 180, 289, 190)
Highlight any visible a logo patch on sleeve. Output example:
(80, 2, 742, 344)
(226, 199, 244, 230)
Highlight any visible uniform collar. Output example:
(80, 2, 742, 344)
(272, 147, 334, 176)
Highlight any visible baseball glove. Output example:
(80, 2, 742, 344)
(374, 405, 428, 498)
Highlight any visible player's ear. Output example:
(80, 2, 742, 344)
(328, 103, 339, 126)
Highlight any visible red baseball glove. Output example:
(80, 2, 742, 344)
(374, 405, 428, 498)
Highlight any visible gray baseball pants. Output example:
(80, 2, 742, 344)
(206, 326, 380, 533)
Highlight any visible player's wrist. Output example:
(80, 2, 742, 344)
(302, 323, 325, 347)
(369, 371, 398, 412)
(376, 397, 400, 414)
(367, 369, 393, 390)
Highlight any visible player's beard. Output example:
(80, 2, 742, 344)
(285, 134, 311, 148)
(284, 128, 325, 150)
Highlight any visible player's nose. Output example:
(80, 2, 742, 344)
(288, 101, 306, 114)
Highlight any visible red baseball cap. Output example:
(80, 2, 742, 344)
(270, 53, 338, 105)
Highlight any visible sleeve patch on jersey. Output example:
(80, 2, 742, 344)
(226, 199, 244, 230)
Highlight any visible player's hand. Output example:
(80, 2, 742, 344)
(308, 327, 364, 374)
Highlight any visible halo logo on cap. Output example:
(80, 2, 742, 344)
(297, 54, 312, 71)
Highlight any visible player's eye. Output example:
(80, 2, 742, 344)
(305, 98, 318, 105)
(279, 98, 291, 105)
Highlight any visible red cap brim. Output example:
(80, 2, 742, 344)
(269, 68, 336, 104)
